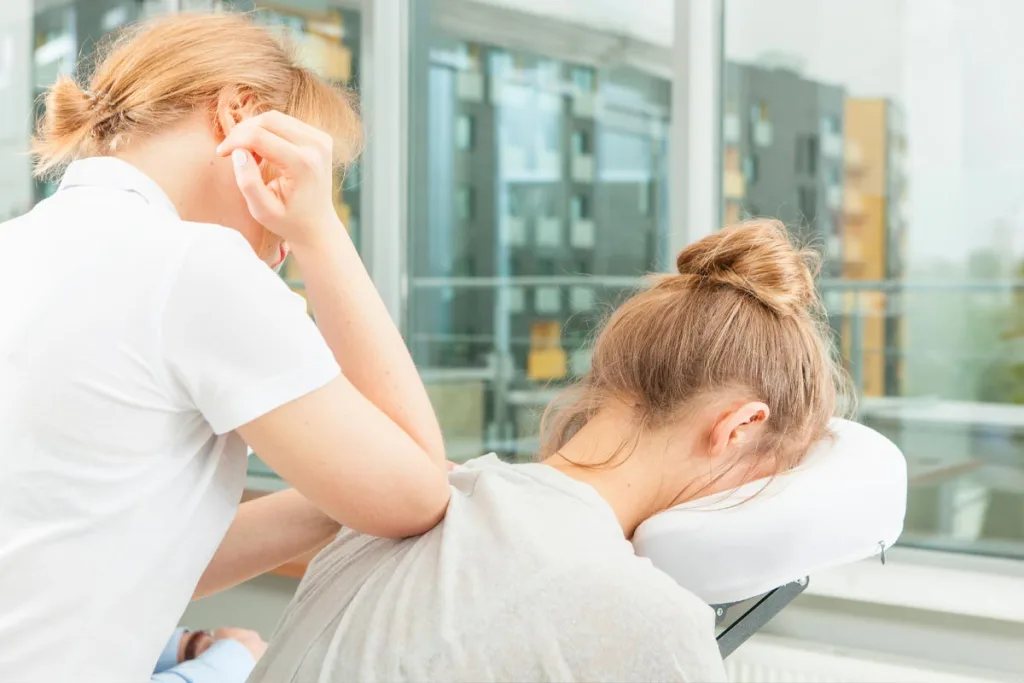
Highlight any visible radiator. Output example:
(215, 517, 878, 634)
(726, 635, 1015, 683)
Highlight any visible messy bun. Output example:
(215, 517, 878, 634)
(32, 76, 102, 176)
(675, 219, 821, 318)
(541, 219, 847, 496)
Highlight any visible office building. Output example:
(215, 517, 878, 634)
(721, 61, 846, 277)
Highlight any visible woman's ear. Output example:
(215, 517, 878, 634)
(708, 401, 770, 458)
(213, 88, 259, 143)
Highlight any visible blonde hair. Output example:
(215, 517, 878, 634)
(541, 220, 849, 485)
(32, 12, 361, 178)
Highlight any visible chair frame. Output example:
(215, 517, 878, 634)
(714, 577, 809, 658)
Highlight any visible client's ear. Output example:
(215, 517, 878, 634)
(709, 401, 770, 459)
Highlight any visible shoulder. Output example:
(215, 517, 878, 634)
(158, 221, 312, 356)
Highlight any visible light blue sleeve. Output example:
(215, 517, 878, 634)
(150, 639, 256, 683)
(154, 629, 187, 674)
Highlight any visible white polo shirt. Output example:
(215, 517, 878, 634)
(0, 157, 340, 682)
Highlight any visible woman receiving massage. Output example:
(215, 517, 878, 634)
(251, 220, 848, 683)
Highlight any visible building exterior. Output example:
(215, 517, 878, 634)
(842, 97, 908, 397)
(721, 62, 846, 277)
(721, 64, 908, 398)
(407, 41, 670, 449)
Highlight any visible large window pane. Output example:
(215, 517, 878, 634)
(725, 0, 1024, 558)
(408, 1, 672, 461)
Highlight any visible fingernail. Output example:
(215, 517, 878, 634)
(232, 149, 248, 167)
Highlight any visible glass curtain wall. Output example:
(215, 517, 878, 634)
(407, 0, 672, 461)
(724, 0, 1024, 559)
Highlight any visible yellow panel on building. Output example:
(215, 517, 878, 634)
(843, 98, 902, 396)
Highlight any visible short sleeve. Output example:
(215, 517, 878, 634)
(162, 228, 340, 435)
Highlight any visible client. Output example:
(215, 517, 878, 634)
(251, 220, 848, 683)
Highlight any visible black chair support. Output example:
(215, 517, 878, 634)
(714, 577, 809, 658)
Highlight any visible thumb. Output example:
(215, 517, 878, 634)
(232, 149, 280, 225)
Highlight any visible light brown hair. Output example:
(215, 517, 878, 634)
(32, 12, 361, 178)
(541, 219, 849, 488)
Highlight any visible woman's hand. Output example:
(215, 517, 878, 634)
(216, 111, 342, 250)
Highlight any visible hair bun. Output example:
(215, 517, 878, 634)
(32, 76, 99, 176)
(675, 219, 821, 317)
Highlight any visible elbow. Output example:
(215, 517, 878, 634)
(375, 473, 451, 539)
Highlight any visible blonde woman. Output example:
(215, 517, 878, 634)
(0, 14, 449, 682)
(252, 222, 847, 683)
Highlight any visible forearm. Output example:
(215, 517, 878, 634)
(291, 232, 446, 467)
(193, 489, 339, 600)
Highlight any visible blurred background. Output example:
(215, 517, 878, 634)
(3, 0, 1023, 680)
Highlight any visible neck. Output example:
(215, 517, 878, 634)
(115, 119, 217, 221)
(542, 405, 702, 538)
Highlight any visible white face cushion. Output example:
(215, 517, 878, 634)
(631, 419, 908, 606)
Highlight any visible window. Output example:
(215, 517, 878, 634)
(795, 135, 819, 175)
(572, 129, 591, 156)
(570, 193, 590, 221)
(806, 135, 818, 175)
(456, 114, 476, 150)
(726, 0, 1024, 559)
(457, 185, 476, 222)
(797, 185, 817, 222)
(407, 4, 671, 461)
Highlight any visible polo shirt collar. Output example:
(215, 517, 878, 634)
(59, 157, 179, 218)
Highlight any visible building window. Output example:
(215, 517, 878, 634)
(456, 114, 476, 151)
(797, 185, 817, 221)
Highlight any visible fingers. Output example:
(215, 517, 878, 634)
(231, 149, 282, 225)
(219, 125, 308, 172)
(250, 110, 332, 149)
(217, 111, 332, 170)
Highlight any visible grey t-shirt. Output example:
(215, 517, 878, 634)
(250, 455, 727, 683)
